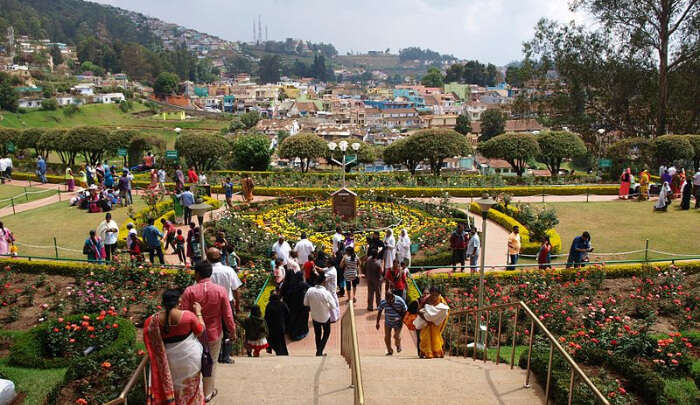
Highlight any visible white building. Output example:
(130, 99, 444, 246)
(94, 93, 125, 104)
(72, 83, 95, 96)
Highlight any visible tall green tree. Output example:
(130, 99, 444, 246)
(278, 133, 326, 172)
(49, 45, 63, 65)
(153, 72, 179, 97)
(410, 129, 472, 176)
(258, 55, 281, 84)
(571, 0, 699, 137)
(479, 133, 540, 177)
(455, 114, 472, 135)
(480, 108, 506, 141)
(383, 137, 421, 174)
(653, 135, 694, 166)
(421, 67, 444, 87)
(686, 135, 700, 170)
(0, 73, 18, 112)
(535, 131, 587, 177)
(68, 126, 112, 165)
(175, 132, 230, 172)
(229, 133, 272, 171)
(0, 128, 19, 156)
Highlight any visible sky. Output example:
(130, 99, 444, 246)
(91, 0, 588, 65)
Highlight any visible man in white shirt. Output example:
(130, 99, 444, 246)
(2, 156, 12, 182)
(303, 273, 337, 356)
(272, 236, 292, 265)
(96, 213, 119, 262)
(294, 232, 315, 265)
(466, 227, 481, 274)
(207, 248, 242, 364)
(0, 158, 6, 183)
(331, 227, 344, 257)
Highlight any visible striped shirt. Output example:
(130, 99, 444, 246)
(378, 295, 407, 328)
(343, 255, 358, 281)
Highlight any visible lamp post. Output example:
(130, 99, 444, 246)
(475, 194, 496, 346)
(189, 200, 212, 257)
(328, 140, 361, 188)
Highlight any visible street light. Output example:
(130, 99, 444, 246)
(475, 194, 496, 347)
(189, 200, 212, 260)
(327, 140, 361, 188)
(174, 127, 182, 134)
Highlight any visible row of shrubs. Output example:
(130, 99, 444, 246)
(11, 171, 619, 197)
(468, 202, 563, 255)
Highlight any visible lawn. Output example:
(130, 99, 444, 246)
(531, 200, 700, 261)
(0, 357, 66, 405)
(0, 184, 57, 209)
(0, 199, 145, 259)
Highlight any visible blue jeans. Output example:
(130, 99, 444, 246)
(507, 254, 519, 270)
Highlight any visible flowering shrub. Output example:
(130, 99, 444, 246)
(44, 310, 120, 359)
(650, 333, 694, 377)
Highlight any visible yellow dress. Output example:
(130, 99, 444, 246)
(639, 171, 650, 200)
(419, 296, 449, 359)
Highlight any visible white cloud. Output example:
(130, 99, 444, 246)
(91, 0, 588, 64)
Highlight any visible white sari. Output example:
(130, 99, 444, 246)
(165, 334, 203, 393)
(655, 182, 671, 210)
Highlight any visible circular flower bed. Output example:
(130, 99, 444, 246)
(248, 199, 457, 254)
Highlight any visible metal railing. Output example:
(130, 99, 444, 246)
(447, 301, 609, 405)
(103, 356, 149, 405)
(340, 303, 365, 405)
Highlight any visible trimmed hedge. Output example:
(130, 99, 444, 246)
(468, 202, 562, 255)
(9, 315, 136, 370)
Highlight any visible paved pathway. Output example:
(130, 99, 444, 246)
(0, 180, 76, 218)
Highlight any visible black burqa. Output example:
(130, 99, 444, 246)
(265, 293, 289, 355)
(680, 180, 691, 210)
(280, 271, 310, 341)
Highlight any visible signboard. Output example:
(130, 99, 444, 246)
(332, 188, 357, 220)
(6, 142, 15, 153)
(598, 158, 612, 168)
(165, 150, 179, 161)
(117, 148, 127, 157)
(344, 154, 357, 164)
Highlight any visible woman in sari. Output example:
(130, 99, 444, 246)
(241, 175, 254, 202)
(149, 169, 159, 190)
(655, 181, 672, 211)
(619, 168, 631, 200)
(680, 178, 692, 210)
(638, 169, 650, 200)
(144, 289, 205, 405)
(280, 271, 310, 341)
(418, 287, 450, 359)
(65, 167, 76, 192)
(670, 171, 682, 198)
(0, 222, 14, 256)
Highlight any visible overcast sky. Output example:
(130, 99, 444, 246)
(91, 0, 587, 65)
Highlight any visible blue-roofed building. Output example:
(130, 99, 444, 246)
(392, 88, 425, 108)
(223, 95, 236, 112)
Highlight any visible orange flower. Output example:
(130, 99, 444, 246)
(75, 399, 88, 405)
(101, 361, 111, 369)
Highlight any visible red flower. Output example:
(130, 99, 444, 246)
(75, 399, 88, 405)
(610, 340, 618, 346)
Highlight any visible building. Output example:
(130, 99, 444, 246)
(94, 93, 126, 104)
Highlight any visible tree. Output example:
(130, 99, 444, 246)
(228, 117, 245, 133)
(127, 133, 165, 167)
(175, 132, 230, 172)
(607, 138, 656, 171)
(153, 72, 179, 97)
(685, 135, 700, 170)
(410, 129, 472, 176)
(258, 55, 281, 84)
(276, 130, 290, 145)
(480, 108, 506, 141)
(572, 0, 699, 136)
(0, 128, 20, 156)
(421, 67, 444, 87)
(38, 129, 77, 166)
(41, 98, 58, 111)
(68, 126, 113, 165)
(479, 133, 541, 177)
(278, 133, 326, 172)
(240, 111, 260, 130)
(653, 135, 694, 166)
(455, 114, 472, 135)
(535, 131, 587, 177)
(0, 73, 18, 112)
(383, 137, 421, 174)
(18, 128, 47, 158)
(49, 44, 63, 65)
(229, 133, 272, 171)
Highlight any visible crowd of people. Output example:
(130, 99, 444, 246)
(619, 166, 700, 211)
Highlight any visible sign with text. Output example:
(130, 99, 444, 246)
(598, 158, 612, 168)
(165, 150, 179, 161)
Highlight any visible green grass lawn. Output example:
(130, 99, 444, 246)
(0, 184, 57, 209)
(531, 200, 700, 261)
(0, 199, 145, 259)
(0, 357, 66, 405)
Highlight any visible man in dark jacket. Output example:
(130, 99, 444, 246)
(450, 223, 469, 272)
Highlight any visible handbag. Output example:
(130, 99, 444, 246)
(199, 329, 214, 377)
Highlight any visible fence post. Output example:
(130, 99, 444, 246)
(11, 198, 15, 215)
(54, 237, 59, 259)
(24, 187, 28, 201)
(586, 188, 589, 203)
(57, 187, 61, 202)
(542, 188, 545, 203)
(644, 239, 649, 263)
(28, 178, 31, 188)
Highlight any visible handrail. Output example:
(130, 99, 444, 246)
(340, 304, 365, 405)
(103, 355, 149, 405)
(446, 301, 609, 405)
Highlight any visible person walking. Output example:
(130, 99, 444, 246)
(316, 256, 340, 323)
(187, 166, 198, 184)
(376, 291, 407, 356)
(208, 248, 242, 363)
(160, 218, 177, 253)
(385, 259, 407, 301)
(272, 236, 292, 265)
(418, 287, 450, 359)
(178, 187, 195, 225)
(83, 230, 104, 263)
(175, 165, 185, 192)
(638, 169, 651, 200)
(143, 289, 205, 405)
(396, 229, 411, 268)
(96, 213, 119, 262)
(304, 273, 337, 356)
(236, 305, 268, 357)
(339, 246, 359, 304)
(566, 232, 593, 269)
(222, 177, 234, 209)
(382, 229, 396, 271)
(265, 292, 290, 355)
(466, 227, 480, 273)
(294, 233, 315, 266)
(619, 168, 631, 200)
(36, 156, 47, 184)
(537, 236, 552, 270)
(0, 222, 14, 256)
(117, 170, 130, 207)
(65, 166, 75, 192)
(450, 223, 468, 272)
(174, 229, 187, 265)
(142, 218, 165, 264)
(364, 251, 383, 311)
(180, 261, 235, 402)
(157, 167, 167, 190)
(506, 226, 521, 270)
(280, 272, 310, 341)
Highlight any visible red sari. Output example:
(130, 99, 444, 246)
(619, 170, 631, 199)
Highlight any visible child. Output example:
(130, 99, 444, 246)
(174, 229, 186, 265)
(235, 305, 268, 357)
(403, 300, 422, 357)
(129, 233, 145, 263)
